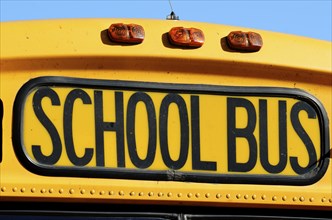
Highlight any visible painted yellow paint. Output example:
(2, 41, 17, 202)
(1, 19, 331, 210)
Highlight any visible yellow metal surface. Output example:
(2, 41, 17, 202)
(1, 19, 331, 209)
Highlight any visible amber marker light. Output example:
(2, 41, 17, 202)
(108, 23, 145, 44)
(227, 31, 263, 52)
(168, 27, 204, 48)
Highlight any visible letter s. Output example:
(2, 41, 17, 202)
(290, 101, 318, 175)
(32, 87, 62, 165)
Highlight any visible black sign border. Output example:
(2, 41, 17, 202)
(12, 76, 330, 185)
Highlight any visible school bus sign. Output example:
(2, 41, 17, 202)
(12, 76, 329, 185)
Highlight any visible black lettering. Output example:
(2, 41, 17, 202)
(32, 88, 62, 165)
(259, 100, 287, 173)
(191, 96, 217, 171)
(64, 89, 93, 166)
(160, 94, 189, 170)
(94, 91, 125, 167)
(227, 97, 257, 172)
(290, 101, 318, 174)
(127, 92, 157, 169)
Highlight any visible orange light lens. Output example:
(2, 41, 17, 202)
(227, 31, 263, 52)
(108, 23, 145, 44)
(168, 27, 204, 48)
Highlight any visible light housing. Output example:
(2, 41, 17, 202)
(168, 27, 204, 48)
(227, 31, 263, 52)
(108, 23, 145, 44)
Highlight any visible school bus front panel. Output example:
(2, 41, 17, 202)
(1, 19, 331, 210)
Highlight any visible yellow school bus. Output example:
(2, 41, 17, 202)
(0, 18, 331, 219)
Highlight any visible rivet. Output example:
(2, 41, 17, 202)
(80, 189, 85, 194)
(299, 197, 305, 202)
(252, 195, 257, 200)
(99, 191, 105, 195)
(129, 191, 135, 196)
(119, 190, 124, 196)
(49, 189, 54, 193)
(148, 192, 154, 197)
(90, 190, 95, 195)
(187, 193, 193, 198)
(309, 197, 314, 202)
(31, 188, 36, 193)
(261, 195, 266, 200)
(329, 198, 332, 203)
(272, 196, 277, 201)
(20, 188, 26, 193)
(139, 192, 144, 196)
(177, 193, 182, 198)
(167, 192, 172, 197)
(293, 197, 298, 202)
(282, 196, 287, 201)
(1, 187, 6, 192)
(12, 187, 17, 192)
(109, 191, 114, 196)
(41, 189, 46, 193)
(69, 189, 74, 194)
(195, 193, 200, 198)
(158, 192, 163, 197)
(226, 194, 231, 199)
(216, 193, 222, 199)
(205, 193, 210, 198)
(321, 198, 326, 203)
(59, 189, 63, 194)
(244, 195, 249, 200)
(236, 194, 241, 199)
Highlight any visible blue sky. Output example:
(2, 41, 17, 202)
(1, 0, 331, 41)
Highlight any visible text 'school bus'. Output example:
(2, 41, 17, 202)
(0, 19, 331, 219)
